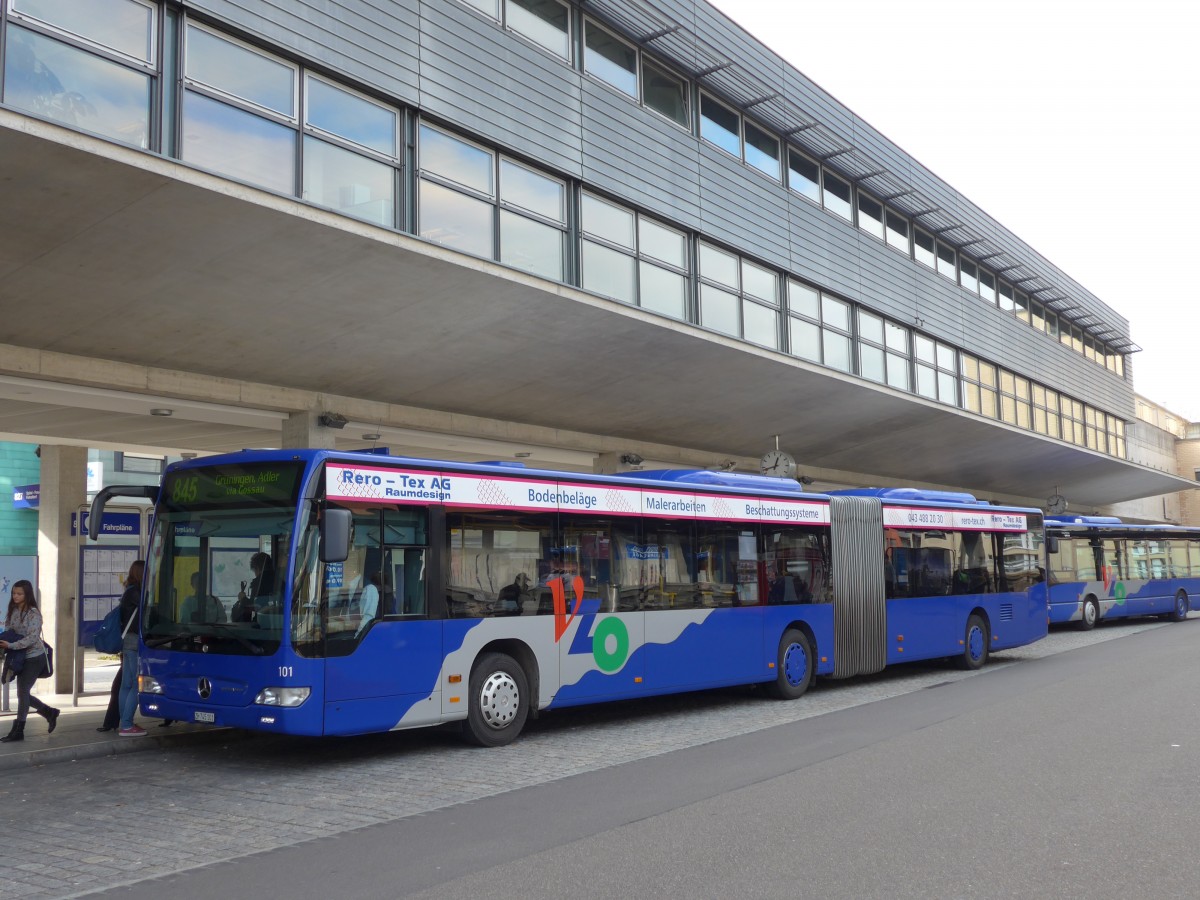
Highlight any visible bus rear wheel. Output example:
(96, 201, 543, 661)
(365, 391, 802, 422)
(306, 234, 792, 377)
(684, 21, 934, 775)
(1078, 597, 1099, 631)
(768, 629, 813, 700)
(462, 652, 529, 747)
(956, 614, 989, 670)
(1169, 590, 1189, 622)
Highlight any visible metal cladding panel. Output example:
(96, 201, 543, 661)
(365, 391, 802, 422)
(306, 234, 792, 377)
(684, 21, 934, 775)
(184, 0, 421, 104)
(582, 82, 702, 230)
(697, 148, 790, 271)
(829, 496, 887, 678)
(418, 5, 584, 177)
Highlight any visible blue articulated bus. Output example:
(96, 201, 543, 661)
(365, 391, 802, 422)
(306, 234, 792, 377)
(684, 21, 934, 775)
(1045, 515, 1200, 628)
(90, 450, 1047, 745)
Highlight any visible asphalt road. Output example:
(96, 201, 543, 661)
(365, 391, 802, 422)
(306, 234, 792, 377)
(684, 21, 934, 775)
(7, 618, 1198, 899)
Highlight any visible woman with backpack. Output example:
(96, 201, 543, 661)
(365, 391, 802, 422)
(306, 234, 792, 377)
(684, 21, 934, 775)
(0, 579, 60, 742)
(115, 560, 147, 737)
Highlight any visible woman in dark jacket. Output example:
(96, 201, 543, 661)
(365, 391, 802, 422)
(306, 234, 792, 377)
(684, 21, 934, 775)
(0, 579, 60, 742)
(97, 560, 145, 732)
(116, 560, 147, 737)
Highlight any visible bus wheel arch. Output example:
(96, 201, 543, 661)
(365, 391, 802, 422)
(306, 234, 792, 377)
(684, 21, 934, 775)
(956, 611, 990, 670)
(1078, 595, 1099, 631)
(767, 624, 815, 700)
(462, 642, 536, 747)
(1169, 590, 1189, 622)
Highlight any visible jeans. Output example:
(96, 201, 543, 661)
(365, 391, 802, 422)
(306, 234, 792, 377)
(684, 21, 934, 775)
(14, 652, 50, 724)
(118, 649, 139, 729)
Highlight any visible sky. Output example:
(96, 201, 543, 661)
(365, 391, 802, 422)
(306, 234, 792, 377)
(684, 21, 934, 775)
(707, 0, 1200, 420)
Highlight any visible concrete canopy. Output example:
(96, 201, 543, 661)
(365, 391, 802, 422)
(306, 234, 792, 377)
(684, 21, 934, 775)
(0, 113, 1191, 509)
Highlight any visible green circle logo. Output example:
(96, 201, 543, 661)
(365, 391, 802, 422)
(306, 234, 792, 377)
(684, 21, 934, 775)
(592, 617, 630, 673)
(1113, 582, 1127, 604)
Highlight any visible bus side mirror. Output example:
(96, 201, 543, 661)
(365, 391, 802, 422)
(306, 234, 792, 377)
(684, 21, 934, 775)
(320, 508, 352, 563)
(1045, 536, 1059, 554)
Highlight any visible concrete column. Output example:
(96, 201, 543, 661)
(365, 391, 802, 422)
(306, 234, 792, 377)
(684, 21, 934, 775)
(37, 444, 87, 694)
(282, 411, 338, 449)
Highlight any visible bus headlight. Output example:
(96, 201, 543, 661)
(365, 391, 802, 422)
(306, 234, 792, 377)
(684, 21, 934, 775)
(254, 686, 311, 707)
(139, 675, 164, 694)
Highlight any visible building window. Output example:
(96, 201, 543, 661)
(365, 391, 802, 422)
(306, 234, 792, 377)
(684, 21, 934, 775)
(822, 172, 852, 220)
(857, 193, 884, 241)
(959, 258, 978, 294)
(978, 269, 996, 304)
(580, 192, 688, 320)
(786, 281, 851, 370)
(914, 335, 956, 405)
(419, 123, 565, 280)
(115, 452, 163, 475)
(885, 210, 909, 254)
(641, 58, 688, 127)
(857, 310, 909, 389)
(914, 228, 936, 269)
(1108, 414, 1126, 458)
(182, 24, 297, 194)
(3, 0, 156, 149)
(1031, 384, 1061, 439)
(584, 20, 636, 97)
(698, 243, 780, 348)
(1062, 397, 1085, 446)
(960, 354, 998, 419)
(1013, 290, 1030, 324)
(935, 241, 956, 280)
(699, 93, 741, 158)
(506, 0, 570, 59)
(302, 75, 398, 227)
(743, 120, 780, 180)
(997, 280, 1015, 312)
(499, 159, 566, 280)
(787, 150, 821, 204)
(461, 0, 500, 16)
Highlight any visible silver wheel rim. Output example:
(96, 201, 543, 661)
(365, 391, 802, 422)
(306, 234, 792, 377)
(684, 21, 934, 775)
(1084, 602, 1097, 626)
(479, 670, 520, 731)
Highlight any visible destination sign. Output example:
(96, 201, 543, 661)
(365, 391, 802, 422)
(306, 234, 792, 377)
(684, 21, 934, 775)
(162, 463, 304, 509)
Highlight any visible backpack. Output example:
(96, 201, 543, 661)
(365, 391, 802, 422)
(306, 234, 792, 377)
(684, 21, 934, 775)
(93, 606, 124, 654)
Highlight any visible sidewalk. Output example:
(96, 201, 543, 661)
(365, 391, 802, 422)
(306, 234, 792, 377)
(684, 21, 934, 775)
(0, 654, 237, 771)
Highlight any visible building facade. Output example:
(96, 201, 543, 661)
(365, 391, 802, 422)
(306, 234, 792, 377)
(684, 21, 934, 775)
(0, 0, 1190, 509)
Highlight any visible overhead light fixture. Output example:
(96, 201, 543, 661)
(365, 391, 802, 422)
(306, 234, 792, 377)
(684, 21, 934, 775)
(514, 451, 532, 458)
(180, 452, 198, 460)
(362, 433, 381, 441)
(318, 412, 348, 429)
(619, 453, 644, 466)
(150, 408, 173, 417)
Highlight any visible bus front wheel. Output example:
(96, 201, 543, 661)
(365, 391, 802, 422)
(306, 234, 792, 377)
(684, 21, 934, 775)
(956, 614, 989, 670)
(768, 629, 813, 700)
(1078, 597, 1099, 631)
(462, 652, 529, 747)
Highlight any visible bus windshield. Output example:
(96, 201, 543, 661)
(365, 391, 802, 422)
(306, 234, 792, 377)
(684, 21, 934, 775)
(142, 462, 305, 657)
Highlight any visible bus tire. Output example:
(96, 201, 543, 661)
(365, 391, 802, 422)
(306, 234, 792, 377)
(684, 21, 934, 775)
(1169, 590, 1189, 622)
(462, 652, 529, 747)
(956, 614, 989, 670)
(1077, 597, 1099, 631)
(768, 629, 813, 700)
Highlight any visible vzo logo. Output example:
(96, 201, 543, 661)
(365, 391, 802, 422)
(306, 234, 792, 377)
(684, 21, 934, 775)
(549, 577, 630, 673)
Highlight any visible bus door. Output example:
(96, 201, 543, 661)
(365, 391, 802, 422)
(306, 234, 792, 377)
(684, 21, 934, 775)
(323, 508, 442, 734)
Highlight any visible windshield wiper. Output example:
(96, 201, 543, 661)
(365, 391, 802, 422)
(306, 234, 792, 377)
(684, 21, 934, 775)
(205, 622, 267, 655)
(145, 630, 195, 649)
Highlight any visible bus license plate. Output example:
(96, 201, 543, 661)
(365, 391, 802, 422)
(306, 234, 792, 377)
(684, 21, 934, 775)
(193, 711, 215, 723)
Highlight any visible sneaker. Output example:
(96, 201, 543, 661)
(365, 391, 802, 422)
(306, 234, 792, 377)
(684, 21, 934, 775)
(118, 725, 147, 737)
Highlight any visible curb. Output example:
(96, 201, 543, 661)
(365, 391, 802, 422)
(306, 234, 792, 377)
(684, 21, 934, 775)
(0, 725, 249, 770)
